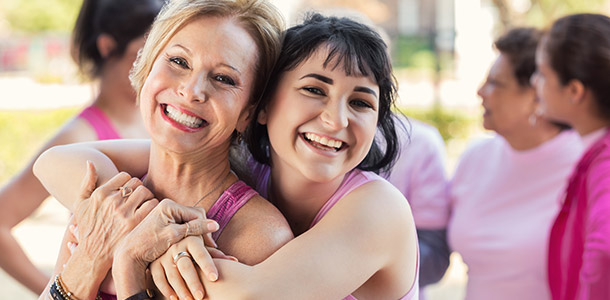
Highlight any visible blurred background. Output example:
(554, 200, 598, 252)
(1, 0, 609, 298)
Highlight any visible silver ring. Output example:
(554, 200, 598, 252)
(173, 251, 192, 265)
(119, 186, 133, 198)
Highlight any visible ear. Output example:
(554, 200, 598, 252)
(97, 34, 117, 58)
(256, 106, 268, 125)
(236, 104, 255, 132)
(566, 79, 586, 105)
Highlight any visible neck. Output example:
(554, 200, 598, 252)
(144, 142, 233, 209)
(502, 120, 561, 151)
(571, 118, 610, 137)
(268, 160, 345, 235)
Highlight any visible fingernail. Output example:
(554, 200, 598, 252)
(170, 296, 177, 300)
(195, 290, 204, 300)
(207, 221, 219, 231)
(209, 272, 218, 281)
(229, 256, 238, 262)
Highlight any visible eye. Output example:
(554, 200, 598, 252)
(213, 74, 236, 86)
(302, 86, 326, 96)
(169, 56, 190, 69)
(350, 99, 374, 110)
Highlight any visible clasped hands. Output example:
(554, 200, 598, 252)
(68, 161, 232, 299)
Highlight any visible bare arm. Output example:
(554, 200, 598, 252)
(0, 117, 101, 293)
(202, 180, 417, 299)
(33, 139, 152, 211)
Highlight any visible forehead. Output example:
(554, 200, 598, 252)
(297, 47, 376, 81)
(165, 16, 258, 68)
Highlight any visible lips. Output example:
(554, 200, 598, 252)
(161, 104, 208, 132)
(302, 132, 346, 152)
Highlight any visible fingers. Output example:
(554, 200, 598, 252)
(176, 254, 206, 300)
(190, 243, 218, 282)
(162, 199, 207, 224)
(164, 258, 192, 300)
(150, 260, 178, 300)
(134, 197, 159, 221)
(98, 171, 132, 193)
(123, 183, 154, 212)
(68, 223, 79, 242)
(79, 161, 99, 201)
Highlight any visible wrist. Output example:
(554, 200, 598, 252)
(113, 250, 148, 298)
(61, 248, 111, 299)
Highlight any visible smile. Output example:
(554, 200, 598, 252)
(162, 104, 206, 129)
(303, 132, 346, 152)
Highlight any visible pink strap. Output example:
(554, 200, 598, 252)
(207, 181, 258, 241)
(78, 106, 121, 140)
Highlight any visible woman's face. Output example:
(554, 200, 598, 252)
(105, 35, 146, 101)
(139, 16, 257, 154)
(532, 45, 572, 124)
(260, 48, 380, 183)
(477, 53, 536, 136)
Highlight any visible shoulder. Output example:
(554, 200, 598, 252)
(221, 194, 293, 265)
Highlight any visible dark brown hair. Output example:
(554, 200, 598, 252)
(494, 27, 542, 87)
(542, 13, 610, 120)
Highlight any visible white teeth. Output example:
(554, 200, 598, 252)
(304, 132, 343, 150)
(165, 105, 204, 128)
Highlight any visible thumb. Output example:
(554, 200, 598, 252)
(79, 161, 98, 200)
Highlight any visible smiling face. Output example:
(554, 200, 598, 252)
(259, 48, 380, 183)
(477, 53, 536, 136)
(139, 16, 257, 154)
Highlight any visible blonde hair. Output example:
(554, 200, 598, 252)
(130, 0, 285, 105)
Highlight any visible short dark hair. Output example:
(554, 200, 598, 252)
(245, 13, 401, 174)
(542, 13, 610, 120)
(494, 27, 542, 87)
(71, 0, 164, 79)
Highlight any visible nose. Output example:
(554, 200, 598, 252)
(178, 73, 208, 102)
(477, 83, 486, 99)
(320, 99, 348, 130)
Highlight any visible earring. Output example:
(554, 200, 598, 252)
(236, 131, 243, 144)
(528, 113, 537, 126)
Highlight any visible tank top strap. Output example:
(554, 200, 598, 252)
(207, 180, 258, 241)
(309, 170, 380, 228)
(77, 105, 121, 140)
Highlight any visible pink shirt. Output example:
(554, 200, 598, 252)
(77, 105, 121, 140)
(384, 118, 449, 229)
(448, 130, 582, 300)
(548, 127, 610, 300)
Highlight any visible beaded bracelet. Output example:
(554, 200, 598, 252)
(125, 289, 155, 300)
(50, 274, 102, 300)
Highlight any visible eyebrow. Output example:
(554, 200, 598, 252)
(169, 44, 241, 74)
(300, 73, 378, 97)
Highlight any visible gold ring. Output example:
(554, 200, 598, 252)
(184, 222, 190, 239)
(119, 186, 133, 198)
(173, 251, 192, 265)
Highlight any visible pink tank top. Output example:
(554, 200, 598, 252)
(207, 180, 258, 241)
(99, 180, 257, 300)
(77, 105, 121, 140)
(252, 163, 419, 299)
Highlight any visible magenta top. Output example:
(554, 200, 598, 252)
(548, 128, 610, 300)
(77, 105, 121, 140)
(253, 164, 419, 299)
(206, 180, 258, 241)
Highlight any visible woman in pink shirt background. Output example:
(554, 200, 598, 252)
(448, 27, 582, 300)
(532, 13, 610, 300)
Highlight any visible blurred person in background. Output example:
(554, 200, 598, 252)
(448, 27, 583, 300)
(532, 13, 610, 300)
(384, 116, 451, 288)
(0, 0, 162, 294)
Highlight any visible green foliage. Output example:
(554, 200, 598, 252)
(393, 35, 435, 70)
(5, 0, 81, 33)
(0, 108, 78, 184)
(398, 106, 480, 143)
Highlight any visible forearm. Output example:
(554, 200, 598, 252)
(0, 227, 48, 293)
(59, 249, 111, 300)
(113, 254, 149, 299)
(417, 228, 450, 286)
(33, 145, 119, 211)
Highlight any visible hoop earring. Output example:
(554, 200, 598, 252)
(528, 113, 537, 126)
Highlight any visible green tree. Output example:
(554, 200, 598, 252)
(5, 0, 81, 33)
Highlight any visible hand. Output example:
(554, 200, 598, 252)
(112, 199, 220, 299)
(73, 161, 158, 271)
(150, 235, 237, 300)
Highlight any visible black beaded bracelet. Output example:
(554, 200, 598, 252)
(125, 289, 155, 300)
(49, 281, 66, 300)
